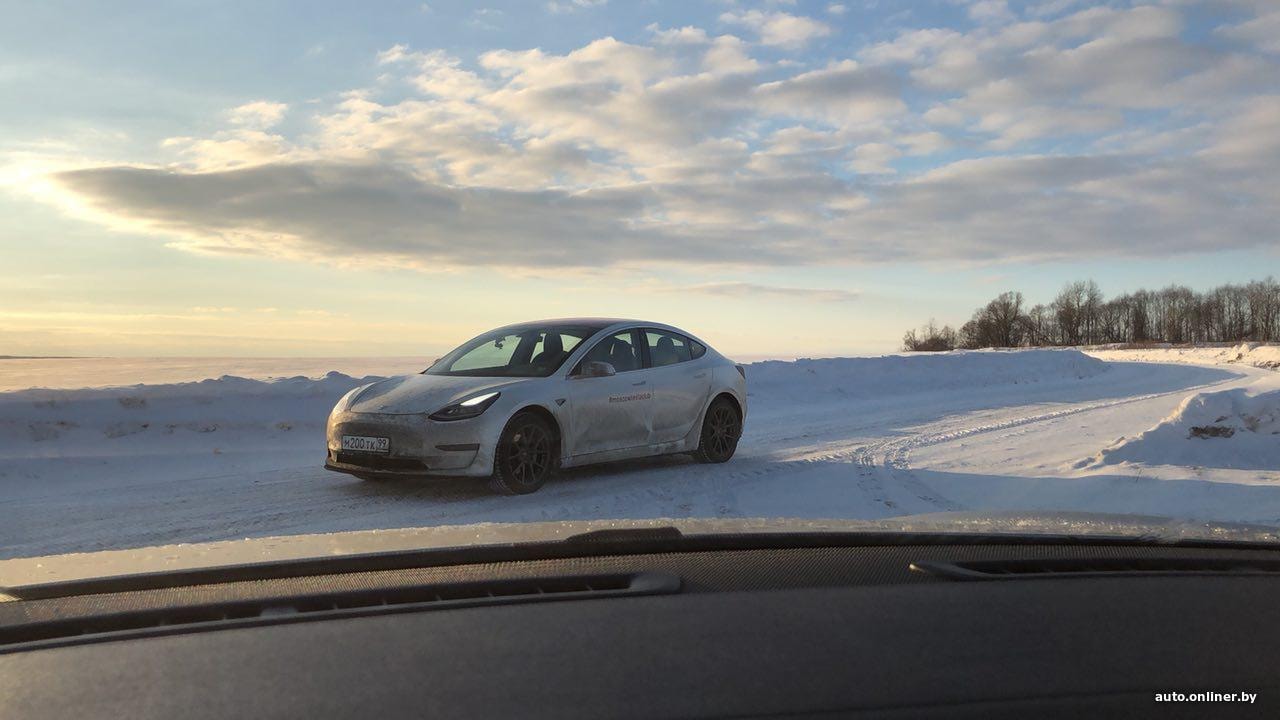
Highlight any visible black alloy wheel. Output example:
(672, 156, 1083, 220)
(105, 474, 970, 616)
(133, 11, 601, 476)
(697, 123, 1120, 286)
(694, 397, 741, 463)
(490, 412, 556, 494)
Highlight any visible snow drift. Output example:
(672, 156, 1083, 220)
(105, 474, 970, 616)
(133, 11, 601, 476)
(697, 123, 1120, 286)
(747, 349, 1109, 404)
(1090, 342, 1280, 371)
(0, 373, 378, 472)
(1090, 388, 1280, 471)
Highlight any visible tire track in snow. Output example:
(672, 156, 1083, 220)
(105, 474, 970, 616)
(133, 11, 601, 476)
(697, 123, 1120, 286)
(715, 367, 1242, 515)
(857, 373, 1245, 513)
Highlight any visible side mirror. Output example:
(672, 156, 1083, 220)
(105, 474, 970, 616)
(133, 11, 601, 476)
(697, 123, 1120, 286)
(575, 360, 617, 378)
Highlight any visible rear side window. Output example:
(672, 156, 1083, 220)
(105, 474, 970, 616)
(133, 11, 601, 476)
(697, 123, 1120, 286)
(645, 330, 695, 367)
(690, 340, 706, 359)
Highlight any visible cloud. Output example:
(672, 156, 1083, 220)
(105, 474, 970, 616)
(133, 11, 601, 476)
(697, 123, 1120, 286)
(52, 162, 698, 269)
(825, 153, 1279, 262)
(52, 138, 1280, 272)
(863, 4, 1279, 150)
(719, 10, 832, 49)
(849, 142, 901, 173)
(225, 101, 287, 129)
(756, 60, 905, 125)
(547, 0, 606, 12)
(648, 25, 710, 45)
(1217, 6, 1280, 55)
(967, 0, 1013, 25)
(24, 2, 1280, 274)
(682, 282, 859, 303)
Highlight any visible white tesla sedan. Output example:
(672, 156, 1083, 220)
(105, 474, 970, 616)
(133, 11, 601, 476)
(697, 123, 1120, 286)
(324, 319, 747, 494)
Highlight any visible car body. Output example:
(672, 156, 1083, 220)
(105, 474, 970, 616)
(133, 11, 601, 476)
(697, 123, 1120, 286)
(324, 318, 747, 492)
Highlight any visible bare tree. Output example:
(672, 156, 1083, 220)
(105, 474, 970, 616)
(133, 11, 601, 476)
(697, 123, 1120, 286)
(902, 277, 1280, 350)
(903, 319, 958, 352)
(957, 291, 1027, 349)
(1053, 282, 1088, 345)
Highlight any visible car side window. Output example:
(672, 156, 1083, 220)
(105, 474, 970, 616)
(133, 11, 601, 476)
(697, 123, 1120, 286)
(528, 331, 585, 370)
(576, 330, 642, 373)
(645, 330, 694, 367)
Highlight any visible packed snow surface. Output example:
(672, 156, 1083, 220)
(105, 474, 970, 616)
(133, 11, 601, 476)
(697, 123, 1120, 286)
(1, 347, 1277, 560)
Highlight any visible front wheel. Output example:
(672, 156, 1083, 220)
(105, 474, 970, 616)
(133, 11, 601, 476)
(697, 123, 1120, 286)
(489, 412, 556, 495)
(693, 397, 741, 463)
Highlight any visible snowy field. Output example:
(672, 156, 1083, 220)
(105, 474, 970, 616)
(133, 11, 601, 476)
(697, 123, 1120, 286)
(1, 345, 1278, 560)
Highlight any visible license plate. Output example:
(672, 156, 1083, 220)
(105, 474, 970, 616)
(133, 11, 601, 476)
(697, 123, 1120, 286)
(341, 435, 390, 453)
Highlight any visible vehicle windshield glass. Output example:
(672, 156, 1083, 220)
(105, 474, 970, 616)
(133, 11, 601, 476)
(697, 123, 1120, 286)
(3, 1, 1280, 576)
(426, 325, 597, 377)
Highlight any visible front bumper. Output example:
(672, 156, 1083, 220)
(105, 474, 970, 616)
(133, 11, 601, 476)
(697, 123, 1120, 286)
(324, 410, 495, 478)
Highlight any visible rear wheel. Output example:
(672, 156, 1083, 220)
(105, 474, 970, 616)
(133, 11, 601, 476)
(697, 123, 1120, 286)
(693, 397, 741, 463)
(489, 412, 556, 495)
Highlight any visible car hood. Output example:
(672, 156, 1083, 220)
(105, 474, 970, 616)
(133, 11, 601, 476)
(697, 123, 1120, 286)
(5, 512, 1280, 591)
(345, 374, 532, 415)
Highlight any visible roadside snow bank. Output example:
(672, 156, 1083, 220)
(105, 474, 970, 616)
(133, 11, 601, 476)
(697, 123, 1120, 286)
(1089, 388, 1280, 471)
(747, 349, 1108, 405)
(0, 372, 379, 461)
(1089, 343, 1280, 370)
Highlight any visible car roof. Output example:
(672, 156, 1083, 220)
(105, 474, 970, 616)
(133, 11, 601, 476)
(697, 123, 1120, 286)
(498, 317, 647, 331)
(495, 318, 700, 342)
(510, 317, 640, 325)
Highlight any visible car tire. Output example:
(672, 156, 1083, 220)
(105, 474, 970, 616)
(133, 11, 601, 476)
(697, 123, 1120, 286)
(693, 397, 741, 464)
(489, 411, 557, 495)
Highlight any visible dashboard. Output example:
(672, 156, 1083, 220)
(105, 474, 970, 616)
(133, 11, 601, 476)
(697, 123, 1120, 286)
(3, 538, 1278, 718)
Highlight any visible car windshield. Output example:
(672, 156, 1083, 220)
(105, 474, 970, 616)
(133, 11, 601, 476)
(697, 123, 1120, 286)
(426, 325, 598, 377)
(2, 1, 1280, 578)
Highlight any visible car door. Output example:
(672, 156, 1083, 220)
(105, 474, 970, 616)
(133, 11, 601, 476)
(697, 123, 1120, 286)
(643, 329, 712, 445)
(565, 329, 654, 456)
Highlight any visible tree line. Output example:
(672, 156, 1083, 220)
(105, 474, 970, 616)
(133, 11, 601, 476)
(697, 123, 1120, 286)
(903, 278, 1280, 351)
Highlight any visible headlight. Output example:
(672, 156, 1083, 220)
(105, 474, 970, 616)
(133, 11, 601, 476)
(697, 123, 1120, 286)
(429, 391, 501, 421)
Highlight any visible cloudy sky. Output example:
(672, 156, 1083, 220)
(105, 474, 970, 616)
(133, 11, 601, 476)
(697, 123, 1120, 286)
(2, 0, 1277, 358)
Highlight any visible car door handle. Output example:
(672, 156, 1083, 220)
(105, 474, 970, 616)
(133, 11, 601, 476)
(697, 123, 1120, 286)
(632, 381, 647, 386)
(693, 372, 707, 379)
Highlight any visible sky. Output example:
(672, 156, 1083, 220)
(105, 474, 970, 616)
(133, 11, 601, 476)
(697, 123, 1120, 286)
(1, 0, 1277, 359)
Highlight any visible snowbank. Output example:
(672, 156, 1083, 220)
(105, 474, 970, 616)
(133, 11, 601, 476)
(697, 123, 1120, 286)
(1089, 388, 1280, 471)
(1089, 343, 1280, 370)
(0, 356, 425, 393)
(746, 349, 1109, 405)
(0, 372, 379, 463)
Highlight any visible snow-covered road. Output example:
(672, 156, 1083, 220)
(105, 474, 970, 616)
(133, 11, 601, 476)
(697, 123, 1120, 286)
(2, 347, 1278, 559)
